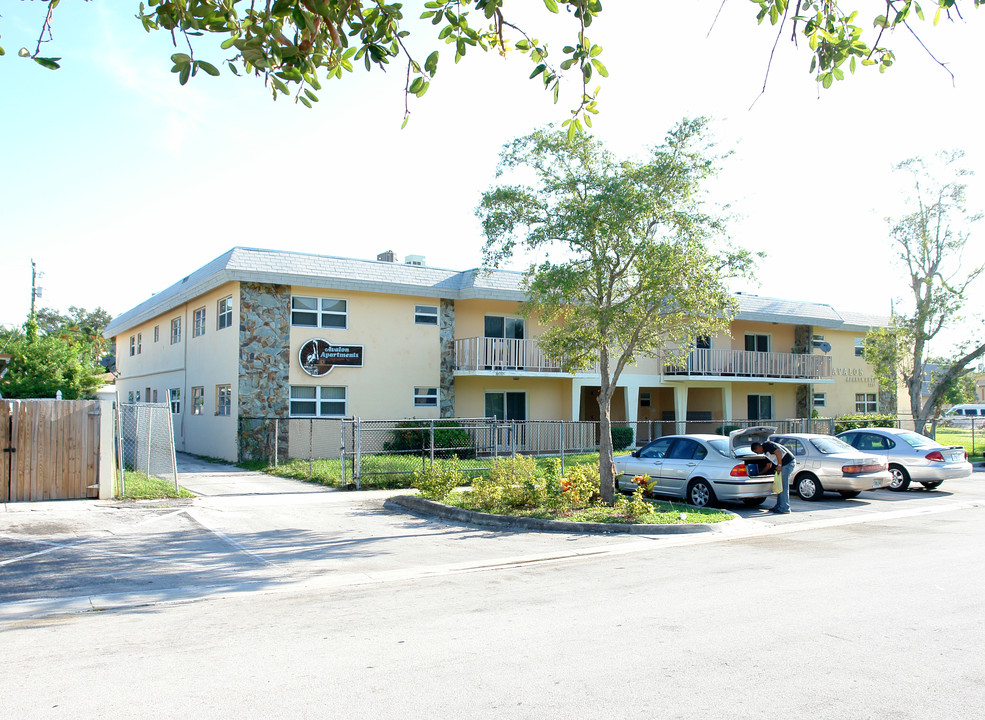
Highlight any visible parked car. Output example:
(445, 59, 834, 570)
(941, 403, 985, 428)
(769, 433, 891, 500)
(613, 427, 776, 508)
(836, 427, 972, 491)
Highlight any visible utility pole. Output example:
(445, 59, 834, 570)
(28, 259, 44, 342)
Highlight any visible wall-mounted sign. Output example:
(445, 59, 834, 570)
(299, 338, 364, 377)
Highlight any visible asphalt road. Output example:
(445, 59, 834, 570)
(1, 465, 984, 719)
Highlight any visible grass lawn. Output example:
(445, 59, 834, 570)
(934, 428, 984, 463)
(117, 471, 195, 500)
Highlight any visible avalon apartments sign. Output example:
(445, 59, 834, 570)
(299, 338, 364, 377)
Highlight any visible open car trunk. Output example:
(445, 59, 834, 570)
(728, 426, 778, 478)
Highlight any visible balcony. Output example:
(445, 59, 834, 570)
(454, 337, 575, 374)
(664, 348, 832, 381)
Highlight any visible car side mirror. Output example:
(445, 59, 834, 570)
(631, 450, 640, 458)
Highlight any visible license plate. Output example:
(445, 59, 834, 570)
(946, 451, 963, 462)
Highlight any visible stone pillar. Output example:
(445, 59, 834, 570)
(96, 387, 117, 500)
(238, 283, 291, 462)
(439, 299, 455, 418)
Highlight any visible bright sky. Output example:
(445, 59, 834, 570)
(2, 2, 982, 355)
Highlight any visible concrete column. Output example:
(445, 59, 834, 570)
(96, 387, 117, 500)
(722, 385, 733, 425)
(623, 382, 641, 445)
(674, 385, 689, 434)
(570, 379, 585, 421)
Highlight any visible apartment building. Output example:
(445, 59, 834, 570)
(104, 247, 895, 461)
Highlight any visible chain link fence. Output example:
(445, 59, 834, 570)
(117, 402, 178, 494)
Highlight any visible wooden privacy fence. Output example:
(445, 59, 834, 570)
(2, 399, 101, 502)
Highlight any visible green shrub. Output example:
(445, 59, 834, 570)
(488, 455, 544, 510)
(385, 420, 475, 459)
(834, 414, 898, 434)
(412, 458, 464, 501)
(610, 426, 634, 450)
(561, 463, 601, 507)
(716, 424, 740, 436)
(615, 486, 652, 521)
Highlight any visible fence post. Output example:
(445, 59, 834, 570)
(145, 406, 154, 476)
(429, 420, 435, 470)
(309, 418, 314, 479)
(273, 418, 279, 467)
(559, 421, 565, 477)
(511, 421, 517, 459)
(115, 395, 126, 496)
(355, 417, 362, 491)
(339, 418, 346, 485)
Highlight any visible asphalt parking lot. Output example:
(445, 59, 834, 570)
(2, 454, 983, 620)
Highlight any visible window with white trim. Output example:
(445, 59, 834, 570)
(170, 388, 181, 414)
(152, 389, 159, 403)
(127, 391, 134, 403)
(129, 336, 136, 356)
(855, 337, 865, 358)
(154, 325, 160, 343)
(415, 305, 439, 325)
(193, 307, 206, 337)
(192, 386, 204, 415)
(136, 333, 142, 354)
(217, 296, 233, 330)
(813, 393, 827, 409)
(812, 334, 825, 349)
(171, 317, 181, 344)
(291, 297, 348, 329)
(290, 386, 347, 417)
(216, 385, 232, 416)
(414, 387, 438, 407)
(747, 394, 773, 420)
(856, 393, 878, 413)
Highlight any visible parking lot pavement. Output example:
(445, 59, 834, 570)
(1, 459, 983, 620)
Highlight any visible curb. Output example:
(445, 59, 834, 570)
(384, 494, 728, 535)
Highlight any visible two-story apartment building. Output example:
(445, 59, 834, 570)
(104, 247, 896, 461)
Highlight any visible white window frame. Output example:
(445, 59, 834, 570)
(289, 385, 347, 417)
(747, 393, 773, 421)
(216, 385, 232, 416)
(811, 334, 826, 350)
(171, 317, 182, 345)
(154, 325, 160, 343)
(193, 307, 206, 337)
(129, 336, 136, 356)
(414, 387, 439, 407)
(414, 305, 439, 325)
(170, 388, 181, 414)
(217, 296, 233, 331)
(855, 393, 878, 414)
(855, 337, 865, 358)
(813, 392, 827, 409)
(744, 333, 771, 353)
(291, 296, 348, 329)
(152, 389, 159, 403)
(192, 386, 205, 415)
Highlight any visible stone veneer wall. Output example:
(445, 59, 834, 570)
(439, 299, 455, 418)
(238, 282, 291, 461)
(794, 325, 812, 418)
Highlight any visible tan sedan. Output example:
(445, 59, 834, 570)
(770, 433, 892, 501)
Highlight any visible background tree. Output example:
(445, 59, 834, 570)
(0, 326, 104, 400)
(35, 305, 114, 364)
(3, 2, 979, 129)
(864, 151, 984, 435)
(477, 120, 754, 504)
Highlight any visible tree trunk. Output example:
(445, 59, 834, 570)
(597, 352, 617, 505)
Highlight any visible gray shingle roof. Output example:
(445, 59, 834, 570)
(103, 247, 891, 337)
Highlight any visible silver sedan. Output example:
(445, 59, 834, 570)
(769, 433, 891, 500)
(614, 433, 775, 508)
(836, 427, 972, 491)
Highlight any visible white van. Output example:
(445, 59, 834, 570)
(942, 404, 985, 427)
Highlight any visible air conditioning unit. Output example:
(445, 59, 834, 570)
(405, 254, 426, 266)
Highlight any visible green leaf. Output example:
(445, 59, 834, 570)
(425, 50, 439, 75)
(299, 96, 312, 108)
(197, 60, 220, 77)
(171, 53, 192, 65)
(179, 64, 191, 85)
(271, 0, 294, 16)
(220, 37, 239, 50)
(33, 57, 61, 70)
(590, 58, 608, 77)
(543, 0, 560, 13)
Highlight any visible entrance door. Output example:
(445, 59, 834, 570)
(485, 391, 526, 421)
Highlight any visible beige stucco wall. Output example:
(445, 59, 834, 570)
(454, 375, 572, 421)
(810, 329, 881, 417)
(288, 287, 442, 419)
(728, 321, 797, 354)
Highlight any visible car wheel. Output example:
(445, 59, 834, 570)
(795, 473, 823, 501)
(742, 497, 766, 507)
(838, 491, 862, 499)
(921, 481, 943, 490)
(888, 465, 910, 491)
(687, 479, 716, 508)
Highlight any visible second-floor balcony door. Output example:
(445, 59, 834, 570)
(484, 316, 525, 369)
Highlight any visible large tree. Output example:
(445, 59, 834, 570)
(477, 120, 754, 504)
(3, 2, 980, 129)
(864, 151, 984, 435)
(0, 326, 105, 400)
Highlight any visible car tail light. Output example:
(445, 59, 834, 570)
(843, 462, 886, 474)
(730, 464, 749, 477)
(925, 450, 945, 462)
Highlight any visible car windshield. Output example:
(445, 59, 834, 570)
(810, 436, 855, 454)
(707, 438, 729, 456)
(896, 431, 938, 448)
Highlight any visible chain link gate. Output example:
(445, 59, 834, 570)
(116, 401, 179, 495)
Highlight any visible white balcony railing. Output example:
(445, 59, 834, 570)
(664, 348, 832, 380)
(454, 339, 832, 380)
(454, 337, 569, 373)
